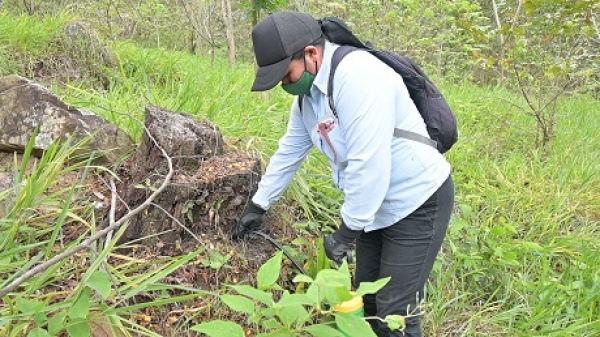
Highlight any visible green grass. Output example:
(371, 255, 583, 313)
(0, 12, 69, 52)
(0, 135, 210, 337)
(0, 11, 598, 337)
(428, 83, 600, 336)
(0, 11, 68, 75)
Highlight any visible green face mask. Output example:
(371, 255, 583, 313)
(281, 71, 315, 95)
(281, 57, 316, 96)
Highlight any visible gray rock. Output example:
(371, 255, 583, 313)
(142, 105, 224, 172)
(0, 74, 135, 164)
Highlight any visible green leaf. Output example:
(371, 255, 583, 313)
(277, 304, 309, 328)
(68, 288, 91, 319)
(458, 204, 473, 219)
(490, 226, 506, 236)
(33, 312, 47, 327)
(0, 254, 13, 265)
(274, 292, 316, 308)
(48, 311, 66, 335)
(191, 320, 245, 337)
(257, 251, 282, 289)
(334, 313, 377, 337)
(261, 307, 276, 319)
(316, 238, 330, 274)
(262, 318, 281, 329)
(291, 237, 307, 245)
(87, 271, 112, 299)
(522, 241, 544, 252)
(503, 222, 518, 235)
(337, 260, 352, 289)
(304, 323, 345, 337)
(305, 282, 323, 305)
(292, 274, 314, 284)
(15, 297, 44, 315)
(323, 286, 353, 307)
(27, 328, 52, 337)
(384, 315, 405, 331)
(230, 285, 274, 306)
(220, 295, 255, 315)
(313, 269, 348, 288)
(66, 319, 90, 337)
(356, 277, 391, 297)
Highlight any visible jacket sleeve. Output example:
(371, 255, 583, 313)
(332, 52, 401, 231)
(252, 98, 313, 210)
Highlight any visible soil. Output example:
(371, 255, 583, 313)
(88, 157, 307, 337)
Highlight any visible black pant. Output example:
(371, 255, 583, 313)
(355, 175, 454, 337)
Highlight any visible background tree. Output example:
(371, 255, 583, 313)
(222, 0, 236, 67)
(178, 0, 223, 65)
(298, 0, 492, 82)
(237, 0, 289, 100)
(478, 0, 599, 158)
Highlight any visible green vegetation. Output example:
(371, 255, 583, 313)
(1, 2, 599, 336)
(192, 252, 394, 337)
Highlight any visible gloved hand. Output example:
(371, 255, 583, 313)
(323, 222, 361, 263)
(235, 201, 266, 239)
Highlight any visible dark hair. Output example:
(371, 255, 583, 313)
(291, 36, 325, 60)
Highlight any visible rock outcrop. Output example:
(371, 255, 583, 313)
(0, 74, 134, 164)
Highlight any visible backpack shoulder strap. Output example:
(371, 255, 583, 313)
(393, 129, 437, 148)
(327, 45, 358, 118)
(327, 46, 438, 150)
(298, 46, 355, 114)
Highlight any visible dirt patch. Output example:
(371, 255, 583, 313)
(109, 203, 304, 337)
(87, 159, 307, 336)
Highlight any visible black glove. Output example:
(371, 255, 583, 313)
(323, 222, 361, 263)
(235, 201, 266, 239)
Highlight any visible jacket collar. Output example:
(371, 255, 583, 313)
(311, 40, 340, 97)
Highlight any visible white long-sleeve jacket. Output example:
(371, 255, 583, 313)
(252, 41, 451, 232)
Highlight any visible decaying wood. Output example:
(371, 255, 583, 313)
(119, 105, 261, 250)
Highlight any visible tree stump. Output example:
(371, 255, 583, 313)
(120, 105, 261, 251)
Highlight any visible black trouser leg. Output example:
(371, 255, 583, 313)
(355, 176, 454, 337)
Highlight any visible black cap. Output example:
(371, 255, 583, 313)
(251, 11, 322, 91)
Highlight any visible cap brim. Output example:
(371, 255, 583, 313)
(251, 56, 292, 91)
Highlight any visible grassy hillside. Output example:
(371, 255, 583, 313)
(1, 12, 599, 337)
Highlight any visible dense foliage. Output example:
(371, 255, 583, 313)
(1, 1, 598, 88)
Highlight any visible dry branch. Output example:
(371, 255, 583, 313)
(0, 127, 174, 298)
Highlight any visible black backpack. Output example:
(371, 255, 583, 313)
(302, 17, 458, 154)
